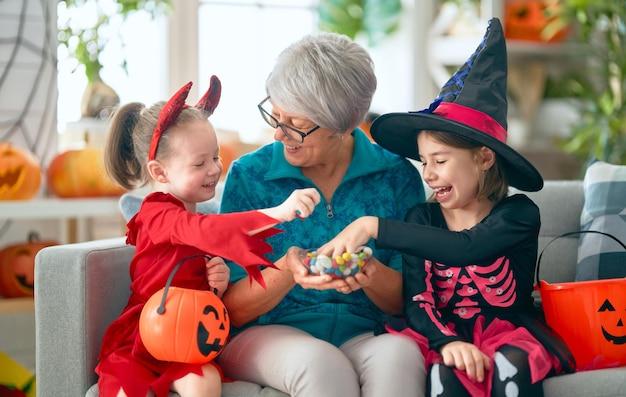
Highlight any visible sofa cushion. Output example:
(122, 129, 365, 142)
(119, 193, 220, 221)
(86, 381, 288, 397)
(577, 160, 626, 281)
(519, 181, 584, 284)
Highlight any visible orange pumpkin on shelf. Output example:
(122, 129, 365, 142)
(504, 0, 569, 43)
(0, 232, 58, 298)
(46, 147, 126, 198)
(0, 142, 42, 200)
(218, 140, 238, 180)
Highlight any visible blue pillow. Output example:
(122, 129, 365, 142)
(118, 193, 219, 222)
(577, 160, 626, 280)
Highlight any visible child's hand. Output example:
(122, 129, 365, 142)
(440, 341, 491, 382)
(206, 256, 229, 298)
(264, 188, 321, 223)
(317, 216, 379, 259)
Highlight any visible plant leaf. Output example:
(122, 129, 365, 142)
(363, 0, 402, 46)
(318, 0, 363, 39)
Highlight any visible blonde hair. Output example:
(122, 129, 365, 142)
(104, 102, 209, 190)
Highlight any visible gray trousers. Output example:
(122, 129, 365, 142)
(217, 324, 426, 397)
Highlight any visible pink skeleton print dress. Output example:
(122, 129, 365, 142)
(376, 194, 576, 396)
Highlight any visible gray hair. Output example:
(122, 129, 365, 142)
(265, 32, 377, 133)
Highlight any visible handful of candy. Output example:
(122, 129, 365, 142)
(300, 247, 373, 279)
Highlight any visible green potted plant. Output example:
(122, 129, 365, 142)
(57, 0, 172, 118)
(548, 0, 626, 165)
(317, 0, 402, 46)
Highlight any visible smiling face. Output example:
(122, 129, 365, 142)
(148, 119, 223, 210)
(269, 101, 349, 171)
(418, 132, 495, 210)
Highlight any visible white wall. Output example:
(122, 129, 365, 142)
(0, 0, 58, 372)
(0, 0, 61, 248)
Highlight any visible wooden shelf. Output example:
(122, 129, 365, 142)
(0, 197, 123, 243)
(0, 297, 34, 314)
(0, 197, 120, 220)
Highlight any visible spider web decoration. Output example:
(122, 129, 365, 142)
(0, 0, 58, 169)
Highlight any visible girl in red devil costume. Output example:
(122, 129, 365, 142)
(96, 77, 320, 397)
(319, 19, 575, 397)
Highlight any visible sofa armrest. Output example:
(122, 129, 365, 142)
(35, 237, 135, 397)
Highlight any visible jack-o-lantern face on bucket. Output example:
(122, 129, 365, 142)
(140, 286, 230, 364)
(197, 305, 229, 357)
(598, 298, 626, 345)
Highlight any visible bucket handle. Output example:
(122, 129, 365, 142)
(535, 230, 626, 289)
(156, 254, 213, 314)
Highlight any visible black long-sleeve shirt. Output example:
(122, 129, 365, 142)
(377, 194, 540, 351)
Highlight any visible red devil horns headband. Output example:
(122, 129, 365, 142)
(148, 75, 222, 161)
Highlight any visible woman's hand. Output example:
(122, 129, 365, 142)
(333, 262, 376, 294)
(317, 216, 379, 259)
(284, 247, 351, 291)
(283, 247, 379, 294)
(205, 256, 229, 298)
(440, 341, 491, 382)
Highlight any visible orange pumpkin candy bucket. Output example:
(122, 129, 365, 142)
(536, 231, 626, 370)
(139, 255, 230, 364)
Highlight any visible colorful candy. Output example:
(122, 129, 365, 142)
(300, 247, 373, 279)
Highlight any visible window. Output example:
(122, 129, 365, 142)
(197, 0, 318, 143)
(57, 0, 421, 146)
(57, 3, 168, 142)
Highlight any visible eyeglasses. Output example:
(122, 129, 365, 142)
(258, 97, 320, 143)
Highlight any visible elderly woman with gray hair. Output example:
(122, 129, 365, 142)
(217, 32, 426, 396)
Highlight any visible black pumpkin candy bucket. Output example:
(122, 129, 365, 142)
(139, 255, 230, 364)
(536, 230, 626, 370)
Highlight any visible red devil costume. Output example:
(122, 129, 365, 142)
(96, 77, 281, 397)
(371, 18, 576, 396)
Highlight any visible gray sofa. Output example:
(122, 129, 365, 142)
(34, 180, 626, 397)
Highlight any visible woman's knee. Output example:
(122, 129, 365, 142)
(290, 338, 356, 377)
(219, 325, 358, 390)
(352, 334, 426, 397)
(366, 333, 425, 371)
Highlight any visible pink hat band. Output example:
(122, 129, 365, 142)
(433, 102, 507, 144)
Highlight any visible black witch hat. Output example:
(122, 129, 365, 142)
(371, 18, 542, 192)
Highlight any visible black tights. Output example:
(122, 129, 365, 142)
(427, 345, 544, 397)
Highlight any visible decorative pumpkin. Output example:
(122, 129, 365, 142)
(139, 256, 230, 364)
(218, 140, 237, 180)
(46, 147, 126, 198)
(0, 232, 58, 298)
(504, 0, 569, 43)
(0, 142, 41, 200)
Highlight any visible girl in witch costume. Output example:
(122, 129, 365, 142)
(319, 19, 575, 397)
(96, 77, 320, 397)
